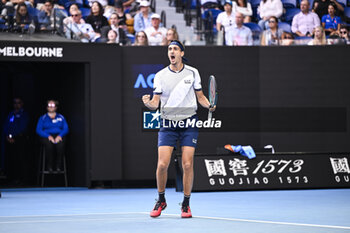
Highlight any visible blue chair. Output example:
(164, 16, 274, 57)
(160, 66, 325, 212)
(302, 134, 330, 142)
(282, 0, 297, 8)
(249, 0, 261, 7)
(58, 0, 84, 10)
(337, 0, 347, 8)
(308, 0, 314, 9)
(127, 34, 135, 44)
(244, 22, 262, 41)
(344, 7, 350, 18)
(27, 6, 40, 18)
(80, 7, 91, 19)
(252, 6, 260, 22)
(278, 22, 292, 33)
(284, 7, 300, 23)
(202, 8, 222, 24)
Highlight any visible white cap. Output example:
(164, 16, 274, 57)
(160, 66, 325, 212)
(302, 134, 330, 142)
(151, 13, 160, 19)
(139, 0, 150, 7)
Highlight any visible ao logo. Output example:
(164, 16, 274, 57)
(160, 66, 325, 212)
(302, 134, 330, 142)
(134, 73, 155, 88)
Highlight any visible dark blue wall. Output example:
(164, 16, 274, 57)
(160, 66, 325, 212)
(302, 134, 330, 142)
(1, 42, 349, 185)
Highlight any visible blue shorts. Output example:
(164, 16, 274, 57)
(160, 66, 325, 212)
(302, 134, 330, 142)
(158, 115, 199, 148)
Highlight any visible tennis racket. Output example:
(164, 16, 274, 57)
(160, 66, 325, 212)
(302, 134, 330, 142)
(208, 75, 218, 120)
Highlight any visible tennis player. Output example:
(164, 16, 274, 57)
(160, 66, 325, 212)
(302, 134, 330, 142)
(142, 40, 216, 218)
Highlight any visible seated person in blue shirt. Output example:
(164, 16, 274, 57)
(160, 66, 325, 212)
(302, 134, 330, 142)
(36, 100, 69, 172)
(321, 3, 341, 36)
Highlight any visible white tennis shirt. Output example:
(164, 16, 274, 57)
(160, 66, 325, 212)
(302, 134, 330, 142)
(153, 64, 202, 121)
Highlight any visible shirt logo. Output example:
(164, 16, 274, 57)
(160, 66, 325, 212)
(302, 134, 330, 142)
(52, 118, 63, 123)
(184, 79, 192, 84)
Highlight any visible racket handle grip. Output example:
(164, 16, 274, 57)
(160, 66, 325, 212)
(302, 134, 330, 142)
(208, 111, 212, 121)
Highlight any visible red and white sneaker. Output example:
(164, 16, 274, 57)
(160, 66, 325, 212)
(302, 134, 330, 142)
(150, 200, 167, 218)
(181, 205, 192, 218)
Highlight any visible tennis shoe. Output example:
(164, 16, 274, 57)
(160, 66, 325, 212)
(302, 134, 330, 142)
(150, 200, 167, 217)
(181, 205, 192, 218)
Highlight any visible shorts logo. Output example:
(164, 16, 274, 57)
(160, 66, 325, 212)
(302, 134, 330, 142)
(192, 138, 197, 144)
(143, 110, 161, 129)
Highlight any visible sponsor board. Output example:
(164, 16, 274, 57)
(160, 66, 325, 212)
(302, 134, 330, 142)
(175, 153, 350, 191)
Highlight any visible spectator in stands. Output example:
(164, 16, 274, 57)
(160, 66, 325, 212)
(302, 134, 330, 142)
(257, 0, 283, 30)
(201, 0, 220, 9)
(339, 24, 350, 43)
(86, 1, 108, 37)
(1, 0, 15, 21)
(163, 28, 179, 45)
(281, 31, 295, 45)
(133, 30, 148, 45)
(38, 0, 53, 30)
(321, 3, 342, 35)
(87, 0, 107, 8)
(38, 0, 62, 31)
(260, 16, 283, 45)
(106, 29, 118, 43)
(226, 12, 253, 45)
(100, 12, 129, 44)
(312, 0, 344, 20)
(117, 0, 137, 18)
(2, 97, 29, 185)
(233, 0, 252, 23)
(114, 0, 132, 33)
(63, 3, 84, 25)
(64, 9, 96, 42)
(117, 0, 135, 9)
(327, 32, 344, 43)
(133, 0, 151, 33)
(13, 2, 35, 33)
(35, 0, 64, 11)
(216, 0, 236, 46)
(8, 0, 34, 9)
(308, 25, 327, 44)
(292, 0, 320, 37)
(36, 100, 69, 172)
(144, 13, 167, 46)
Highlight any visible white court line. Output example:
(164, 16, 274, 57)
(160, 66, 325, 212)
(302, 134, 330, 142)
(153, 213, 350, 230)
(1, 212, 350, 230)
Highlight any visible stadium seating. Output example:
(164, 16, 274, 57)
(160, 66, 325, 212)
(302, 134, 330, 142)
(282, 0, 298, 8)
(249, 0, 261, 7)
(284, 7, 300, 23)
(278, 22, 292, 33)
(344, 7, 350, 18)
(244, 22, 262, 42)
(337, 0, 347, 7)
(80, 7, 91, 19)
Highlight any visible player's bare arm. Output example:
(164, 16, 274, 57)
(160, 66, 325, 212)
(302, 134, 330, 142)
(142, 94, 160, 110)
(196, 90, 216, 112)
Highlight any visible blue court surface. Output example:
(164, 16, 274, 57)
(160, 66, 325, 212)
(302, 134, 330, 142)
(0, 188, 350, 233)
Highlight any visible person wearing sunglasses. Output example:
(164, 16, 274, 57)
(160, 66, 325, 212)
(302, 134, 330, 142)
(260, 16, 283, 45)
(36, 100, 69, 172)
(133, 30, 149, 46)
(64, 9, 96, 42)
(338, 24, 350, 44)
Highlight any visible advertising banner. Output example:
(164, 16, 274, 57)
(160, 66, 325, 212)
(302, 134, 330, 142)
(176, 153, 350, 191)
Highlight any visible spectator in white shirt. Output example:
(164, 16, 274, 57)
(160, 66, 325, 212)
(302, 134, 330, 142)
(233, 0, 252, 23)
(257, 0, 283, 30)
(226, 12, 253, 45)
(64, 9, 96, 43)
(144, 13, 167, 46)
(216, 0, 236, 45)
(291, 0, 320, 37)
